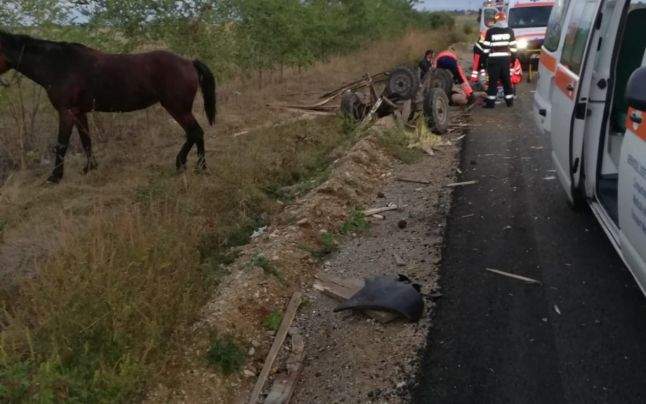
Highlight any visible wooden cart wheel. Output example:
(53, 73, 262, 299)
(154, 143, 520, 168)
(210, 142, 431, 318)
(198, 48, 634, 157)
(423, 88, 450, 134)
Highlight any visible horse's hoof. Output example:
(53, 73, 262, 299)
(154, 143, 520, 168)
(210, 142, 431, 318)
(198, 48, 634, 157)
(46, 175, 61, 184)
(196, 160, 207, 172)
(83, 163, 98, 175)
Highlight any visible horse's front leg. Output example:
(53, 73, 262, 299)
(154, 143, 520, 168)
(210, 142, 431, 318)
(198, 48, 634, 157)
(47, 110, 75, 184)
(76, 113, 98, 174)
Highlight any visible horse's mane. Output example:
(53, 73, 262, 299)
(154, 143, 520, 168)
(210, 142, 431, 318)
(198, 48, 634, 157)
(0, 30, 90, 60)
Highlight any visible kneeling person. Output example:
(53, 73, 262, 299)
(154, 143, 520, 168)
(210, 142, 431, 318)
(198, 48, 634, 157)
(435, 49, 474, 101)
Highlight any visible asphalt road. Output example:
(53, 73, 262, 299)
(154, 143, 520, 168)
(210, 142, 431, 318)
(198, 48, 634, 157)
(414, 85, 646, 403)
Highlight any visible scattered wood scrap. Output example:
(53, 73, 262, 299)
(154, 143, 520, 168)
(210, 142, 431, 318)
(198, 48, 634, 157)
(264, 330, 305, 404)
(249, 292, 303, 404)
(393, 253, 407, 267)
(484, 268, 541, 285)
(364, 204, 398, 216)
(313, 274, 399, 323)
(446, 180, 478, 188)
(320, 72, 389, 99)
(397, 177, 431, 185)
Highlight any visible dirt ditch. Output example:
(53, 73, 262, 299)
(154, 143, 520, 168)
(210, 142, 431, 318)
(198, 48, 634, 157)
(146, 117, 464, 402)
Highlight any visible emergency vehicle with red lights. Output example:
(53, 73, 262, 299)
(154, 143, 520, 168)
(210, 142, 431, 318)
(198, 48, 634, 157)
(507, 0, 555, 78)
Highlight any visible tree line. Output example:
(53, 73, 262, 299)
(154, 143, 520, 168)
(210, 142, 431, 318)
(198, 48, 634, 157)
(0, 0, 455, 81)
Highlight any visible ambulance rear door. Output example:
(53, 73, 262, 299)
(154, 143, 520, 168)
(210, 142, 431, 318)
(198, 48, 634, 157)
(534, 0, 570, 137)
(618, 67, 646, 294)
(548, 0, 603, 203)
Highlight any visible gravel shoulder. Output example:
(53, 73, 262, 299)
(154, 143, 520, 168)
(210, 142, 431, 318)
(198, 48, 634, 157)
(291, 136, 461, 403)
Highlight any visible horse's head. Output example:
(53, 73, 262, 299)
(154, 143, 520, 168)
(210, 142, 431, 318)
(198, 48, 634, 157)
(0, 45, 9, 76)
(0, 32, 13, 75)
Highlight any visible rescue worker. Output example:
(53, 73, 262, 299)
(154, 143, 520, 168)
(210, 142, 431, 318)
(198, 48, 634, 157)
(471, 38, 487, 84)
(418, 49, 434, 81)
(482, 12, 517, 108)
(434, 48, 474, 100)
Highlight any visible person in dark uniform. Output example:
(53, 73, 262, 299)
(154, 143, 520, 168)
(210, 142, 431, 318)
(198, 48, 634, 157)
(482, 12, 517, 108)
(418, 49, 435, 81)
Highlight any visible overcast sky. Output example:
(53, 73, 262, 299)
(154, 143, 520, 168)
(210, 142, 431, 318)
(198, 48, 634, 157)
(417, 0, 480, 10)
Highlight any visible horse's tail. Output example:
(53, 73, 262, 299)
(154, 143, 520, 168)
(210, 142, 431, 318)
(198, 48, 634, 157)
(193, 59, 217, 126)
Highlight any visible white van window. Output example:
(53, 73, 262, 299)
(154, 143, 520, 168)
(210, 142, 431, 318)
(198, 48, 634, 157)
(544, 0, 572, 52)
(509, 6, 553, 29)
(561, 0, 598, 74)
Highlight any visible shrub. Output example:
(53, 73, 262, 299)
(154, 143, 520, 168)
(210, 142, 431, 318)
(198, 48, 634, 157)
(206, 336, 246, 375)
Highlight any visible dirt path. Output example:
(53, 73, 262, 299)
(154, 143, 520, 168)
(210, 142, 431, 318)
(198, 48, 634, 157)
(291, 136, 461, 403)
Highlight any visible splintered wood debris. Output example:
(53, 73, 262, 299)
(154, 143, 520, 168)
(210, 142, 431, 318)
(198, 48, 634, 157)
(484, 268, 542, 285)
(446, 180, 478, 188)
(249, 292, 302, 404)
(364, 204, 399, 216)
(264, 330, 305, 404)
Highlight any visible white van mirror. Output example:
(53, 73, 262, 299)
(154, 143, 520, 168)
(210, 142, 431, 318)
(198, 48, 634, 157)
(626, 67, 646, 111)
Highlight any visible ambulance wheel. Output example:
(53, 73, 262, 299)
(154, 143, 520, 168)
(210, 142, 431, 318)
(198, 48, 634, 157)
(341, 91, 365, 121)
(387, 67, 419, 101)
(427, 68, 453, 98)
(424, 88, 450, 134)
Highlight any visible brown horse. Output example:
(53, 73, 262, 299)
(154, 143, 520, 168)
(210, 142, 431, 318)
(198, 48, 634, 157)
(0, 31, 216, 183)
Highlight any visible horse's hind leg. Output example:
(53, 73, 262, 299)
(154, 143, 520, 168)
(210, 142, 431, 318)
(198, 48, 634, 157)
(164, 107, 206, 170)
(76, 113, 98, 174)
(47, 110, 75, 184)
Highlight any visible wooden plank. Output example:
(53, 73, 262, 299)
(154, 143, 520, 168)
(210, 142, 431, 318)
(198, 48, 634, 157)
(264, 332, 305, 404)
(249, 292, 303, 404)
(314, 274, 398, 323)
(484, 268, 542, 285)
(446, 180, 478, 188)
(320, 72, 388, 99)
(364, 205, 398, 216)
(397, 177, 431, 185)
(313, 279, 358, 301)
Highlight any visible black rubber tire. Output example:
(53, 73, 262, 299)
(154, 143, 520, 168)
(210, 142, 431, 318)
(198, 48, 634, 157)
(427, 68, 453, 98)
(340, 91, 366, 121)
(423, 88, 450, 134)
(387, 67, 419, 101)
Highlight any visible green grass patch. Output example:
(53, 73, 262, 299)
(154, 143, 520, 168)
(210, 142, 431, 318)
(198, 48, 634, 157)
(340, 209, 369, 235)
(206, 336, 246, 375)
(249, 253, 284, 283)
(299, 232, 339, 261)
(263, 310, 283, 332)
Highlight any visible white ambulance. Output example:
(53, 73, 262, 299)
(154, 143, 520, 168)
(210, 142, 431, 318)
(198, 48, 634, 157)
(534, 0, 646, 293)
(507, 0, 555, 79)
(478, 1, 508, 38)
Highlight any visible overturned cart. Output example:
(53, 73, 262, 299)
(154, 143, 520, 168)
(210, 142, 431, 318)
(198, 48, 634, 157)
(334, 67, 455, 133)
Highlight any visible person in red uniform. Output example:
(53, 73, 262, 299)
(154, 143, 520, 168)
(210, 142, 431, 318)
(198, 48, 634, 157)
(435, 48, 474, 99)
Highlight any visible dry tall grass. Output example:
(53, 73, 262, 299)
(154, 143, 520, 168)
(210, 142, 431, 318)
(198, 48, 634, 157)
(0, 27, 466, 401)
